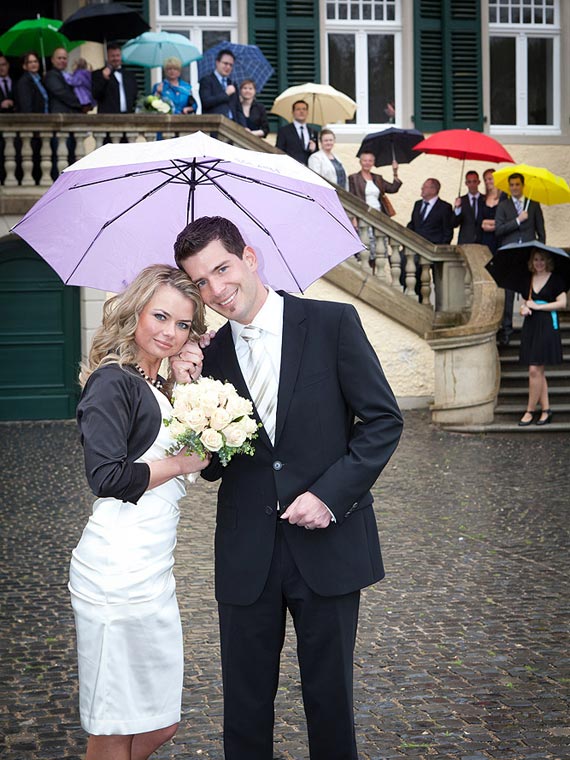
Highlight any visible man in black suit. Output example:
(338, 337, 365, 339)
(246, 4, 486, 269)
(495, 172, 546, 344)
(276, 100, 318, 165)
(408, 177, 454, 245)
(0, 55, 15, 113)
(173, 216, 403, 760)
(44, 47, 82, 113)
(406, 178, 454, 299)
(453, 170, 485, 244)
(92, 43, 138, 114)
(44, 47, 82, 178)
(199, 49, 245, 125)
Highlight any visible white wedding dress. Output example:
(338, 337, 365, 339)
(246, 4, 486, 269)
(69, 384, 187, 735)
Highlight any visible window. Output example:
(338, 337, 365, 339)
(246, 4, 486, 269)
(325, 0, 401, 129)
(489, 0, 560, 133)
(156, 0, 237, 97)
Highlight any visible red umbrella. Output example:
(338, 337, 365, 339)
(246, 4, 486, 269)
(413, 129, 516, 195)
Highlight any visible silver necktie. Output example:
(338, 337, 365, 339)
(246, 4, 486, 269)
(241, 325, 278, 444)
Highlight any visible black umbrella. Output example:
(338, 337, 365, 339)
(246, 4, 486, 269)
(485, 241, 570, 294)
(357, 127, 425, 167)
(59, 3, 149, 43)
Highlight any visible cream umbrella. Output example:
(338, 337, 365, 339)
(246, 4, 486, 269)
(271, 83, 357, 125)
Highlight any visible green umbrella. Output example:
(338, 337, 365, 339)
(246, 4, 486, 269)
(0, 16, 83, 71)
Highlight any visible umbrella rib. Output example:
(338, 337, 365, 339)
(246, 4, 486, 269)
(64, 173, 178, 284)
(204, 173, 303, 291)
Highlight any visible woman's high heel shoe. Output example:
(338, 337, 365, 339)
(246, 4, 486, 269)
(518, 411, 535, 426)
(536, 409, 553, 426)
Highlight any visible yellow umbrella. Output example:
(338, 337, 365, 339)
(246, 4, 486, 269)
(270, 83, 356, 126)
(492, 163, 570, 206)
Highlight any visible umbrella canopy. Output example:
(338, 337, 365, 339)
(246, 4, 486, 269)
(491, 164, 570, 206)
(12, 132, 362, 294)
(413, 129, 515, 164)
(0, 17, 82, 64)
(197, 41, 273, 93)
(357, 127, 425, 167)
(121, 32, 202, 68)
(485, 241, 570, 294)
(59, 3, 149, 43)
(271, 83, 356, 126)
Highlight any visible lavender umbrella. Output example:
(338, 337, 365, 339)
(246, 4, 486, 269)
(12, 132, 362, 293)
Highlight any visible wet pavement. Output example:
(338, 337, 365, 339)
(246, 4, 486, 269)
(1, 411, 569, 760)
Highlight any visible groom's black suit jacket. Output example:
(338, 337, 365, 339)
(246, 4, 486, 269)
(202, 292, 403, 606)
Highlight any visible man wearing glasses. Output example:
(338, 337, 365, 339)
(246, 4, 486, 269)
(199, 49, 246, 126)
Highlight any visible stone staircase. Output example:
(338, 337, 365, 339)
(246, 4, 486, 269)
(445, 312, 570, 433)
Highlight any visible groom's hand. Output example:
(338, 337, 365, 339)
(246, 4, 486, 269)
(281, 492, 331, 530)
(171, 340, 204, 383)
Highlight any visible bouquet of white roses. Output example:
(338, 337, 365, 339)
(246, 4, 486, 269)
(141, 94, 172, 114)
(165, 377, 260, 467)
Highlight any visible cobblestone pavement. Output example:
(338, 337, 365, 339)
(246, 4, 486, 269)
(1, 411, 569, 760)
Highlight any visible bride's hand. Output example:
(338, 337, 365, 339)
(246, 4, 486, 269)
(173, 448, 211, 475)
(171, 340, 204, 383)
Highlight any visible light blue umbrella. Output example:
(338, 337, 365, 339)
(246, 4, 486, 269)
(197, 41, 274, 93)
(121, 31, 202, 68)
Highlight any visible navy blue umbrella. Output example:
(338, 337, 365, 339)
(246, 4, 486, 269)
(486, 241, 570, 294)
(357, 127, 425, 167)
(197, 42, 274, 93)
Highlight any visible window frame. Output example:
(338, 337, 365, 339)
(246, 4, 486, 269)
(488, 0, 561, 136)
(324, 1, 403, 135)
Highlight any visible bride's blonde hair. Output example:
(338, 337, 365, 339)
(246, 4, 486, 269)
(79, 264, 206, 388)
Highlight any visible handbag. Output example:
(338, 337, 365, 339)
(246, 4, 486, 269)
(380, 193, 396, 217)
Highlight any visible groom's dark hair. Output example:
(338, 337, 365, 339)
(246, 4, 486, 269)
(174, 216, 246, 266)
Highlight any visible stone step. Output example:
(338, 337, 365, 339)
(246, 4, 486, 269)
(493, 404, 570, 423)
(498, 384, 570, 397)
(442, 421, 570, 434)
(500, 353, 570, 364)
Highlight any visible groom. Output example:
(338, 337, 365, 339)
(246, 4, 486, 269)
(172, 216, 403, 760)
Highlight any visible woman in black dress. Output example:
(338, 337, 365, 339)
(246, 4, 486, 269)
(239, 79, 269, 137)
(480, 168, 501, 254)
(518, 250, 567, 426)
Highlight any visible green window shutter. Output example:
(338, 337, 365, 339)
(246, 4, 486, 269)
(248, 0, 320, 127)
(414, 0, 482, 131)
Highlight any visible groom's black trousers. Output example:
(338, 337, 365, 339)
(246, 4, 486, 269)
(218, 522, 360, 760)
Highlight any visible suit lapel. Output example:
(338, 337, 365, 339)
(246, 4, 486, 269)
(274, 293, 306, 447)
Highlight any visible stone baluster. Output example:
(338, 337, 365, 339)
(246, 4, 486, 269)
(403, 247, 418, 300)
(74, 131, 86, 162)
(83, 132, 96, 155)
(94, 132, 106, 150)
(20, 131, 35, 187)
(39, 130, 52, 187)
(144, 131, 158, 143)
(125, 130, 143, 144)
(419, 257, 432, 305)
(389, 239, 402, 290)
(464, 264, 473, 309)
(56, 133, 68, 176)
(3, 131, 18, 187)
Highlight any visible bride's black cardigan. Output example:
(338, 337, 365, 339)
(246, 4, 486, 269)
(77, 363, 164, 504)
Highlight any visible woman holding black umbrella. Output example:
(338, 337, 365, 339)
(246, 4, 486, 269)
(518, 249, 567, 426)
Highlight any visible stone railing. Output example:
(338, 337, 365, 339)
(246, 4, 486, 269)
(0, 114, 504, 424)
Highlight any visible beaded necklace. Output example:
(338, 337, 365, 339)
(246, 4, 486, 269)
(134, 363, 164, 392)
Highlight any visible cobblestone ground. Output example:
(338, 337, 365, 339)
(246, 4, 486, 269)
(1, 411, 569, 760)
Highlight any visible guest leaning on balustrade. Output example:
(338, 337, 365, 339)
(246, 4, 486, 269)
(308, 128, 348, 189)
(15, 51, 49, 113)
(152, 56, 197, 115)
(13, 51, 47, 184)
(239, 78, 269, 137)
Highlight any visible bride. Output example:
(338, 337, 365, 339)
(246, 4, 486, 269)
(69, 265, 209, 760)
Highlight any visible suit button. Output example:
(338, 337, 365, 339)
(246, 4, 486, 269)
(352, 502, 358, 509)
(265, 506, 274, 515)
(272, 460, 283, 471)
